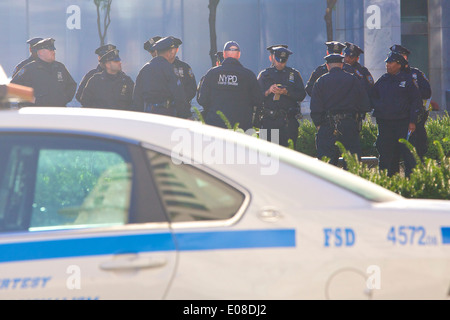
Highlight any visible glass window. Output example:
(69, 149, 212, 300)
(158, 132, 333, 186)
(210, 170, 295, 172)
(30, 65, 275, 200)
(401, 0, 428, 22)
(0, 134, 133, 232)
(146, 150, 245, 223)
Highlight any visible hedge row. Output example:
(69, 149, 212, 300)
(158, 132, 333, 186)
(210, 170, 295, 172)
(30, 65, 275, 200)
(294, 112, 449, 200)
(295, 112, 450, 161)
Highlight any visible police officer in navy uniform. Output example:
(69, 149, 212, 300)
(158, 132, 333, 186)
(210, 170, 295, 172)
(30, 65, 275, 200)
(197, 41, 263, 130)
(171, 37, 197, 117)
(370, 51, 423, 177)
(12, 37, 43, 78)
(11, 38, 77, 107)
(133, 36, 191, 118)
(76, 44, 116, 104)
(310, 54, 370, 166)
(79, 49, 134, 111)
(343, 42, 374, 95)
(390, 44, 432, 159)
(143, 35, 196, 117)
(305, 41, 347, 97)
(257, 46, 306, 147)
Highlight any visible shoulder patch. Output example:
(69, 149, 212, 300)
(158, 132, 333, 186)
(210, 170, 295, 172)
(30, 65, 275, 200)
(366, 75, 374, 85)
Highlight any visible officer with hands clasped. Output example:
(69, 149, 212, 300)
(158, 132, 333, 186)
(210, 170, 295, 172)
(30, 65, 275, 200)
(370, 51, 423, 177)
(11, 38, 77, 107)
(79, 49, 134, 111)
(133, 36, 191, 118)
(76, 43, 116, 104)
(257, 46, 306, 147)
(310, 53, 370, 166)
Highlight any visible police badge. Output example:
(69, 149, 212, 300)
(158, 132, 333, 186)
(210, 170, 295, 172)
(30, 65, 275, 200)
(57, 72, 63, 82)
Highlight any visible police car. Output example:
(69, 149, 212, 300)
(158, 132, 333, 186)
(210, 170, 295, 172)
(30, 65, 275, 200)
(0, 107, 449, 300)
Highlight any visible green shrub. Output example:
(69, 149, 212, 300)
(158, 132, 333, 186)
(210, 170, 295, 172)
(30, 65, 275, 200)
(338, 140, 450, 200)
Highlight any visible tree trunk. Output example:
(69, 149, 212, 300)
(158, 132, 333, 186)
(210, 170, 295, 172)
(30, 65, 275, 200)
(208, 0, 220, 67)
(324, 0, 337, 42)
(95, 0, 112, 47)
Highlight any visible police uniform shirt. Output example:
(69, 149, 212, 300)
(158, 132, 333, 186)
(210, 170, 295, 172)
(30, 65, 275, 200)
(257, 65, 306, 111)
(197, 57, 263, 130)
(310, 67, 371, 127)
(133, 56, 190, 118)
(12, 56, 35, 79)
(346, 62, 374, 94)
(370, 70, 422, 123)
(305, 64, 327, 97)
(305, 63, 355, 97)
(80, 70, 134, 110)
(76, 64, 103, 103)
(11, 57, 77, 106)
(172, 57, 197, 103)
(407, 66, 431, 100)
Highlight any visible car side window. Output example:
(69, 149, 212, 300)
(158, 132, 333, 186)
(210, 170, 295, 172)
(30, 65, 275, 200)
(146, 150, 245, 223)
(0, 134, 132, 232)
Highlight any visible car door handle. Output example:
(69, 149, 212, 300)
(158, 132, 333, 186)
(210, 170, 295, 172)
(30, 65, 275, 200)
(99, 256, 167, 271)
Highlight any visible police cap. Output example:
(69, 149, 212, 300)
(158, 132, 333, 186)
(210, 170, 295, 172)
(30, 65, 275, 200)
(324, 53, 344, 64)
(143, 36, 162, 52)
(95, 44, 117, 56)
(385, 51, 407, 66)
(32, 38, 56, 51)
(223, 41, 240, 52)
(99, 49, 121, 63)
(390, 44, 411, 56)
(273, 47, 292, 63)
(266, 44, 288, 54)
(27, 37, 44, 47)
(152, 36, 181, 52)
(325, 41, 345, 54)
(344, 42, 364, 57)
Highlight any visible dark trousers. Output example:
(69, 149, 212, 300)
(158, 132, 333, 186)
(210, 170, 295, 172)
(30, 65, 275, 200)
(261, 116, 289, 147)
(376, 118, 416, 177)
(315, 118, 361, 166)
(409, 111, 429, 159)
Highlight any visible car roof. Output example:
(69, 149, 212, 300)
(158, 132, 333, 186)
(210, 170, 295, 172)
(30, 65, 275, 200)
(0, 107, 402, 203)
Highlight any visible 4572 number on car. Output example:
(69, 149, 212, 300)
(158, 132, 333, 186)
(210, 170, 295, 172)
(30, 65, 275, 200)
(387, 226, 438, 246)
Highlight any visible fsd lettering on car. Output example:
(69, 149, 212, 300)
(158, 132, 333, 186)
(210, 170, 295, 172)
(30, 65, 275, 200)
(323, 228, 356, 247)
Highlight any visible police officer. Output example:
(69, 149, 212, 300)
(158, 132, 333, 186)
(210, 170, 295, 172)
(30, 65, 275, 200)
(171, 37, 197, 117)
(197, 41, 263, 131)
(310, 54, 370, 166)
(133, 36, 191, 118)
(79, 49, 134, 111)
(257, 46, 306, 147)
(11, 38, 77, 107)
(390, 44, 431, 159)
(143, 36, 196, 118)
(76, 44, 116, 104)
(305, 41, 346, 97)
(12, 37, 43, 78)
(343, 42, 375, 95)
(370, 51, 423, 177)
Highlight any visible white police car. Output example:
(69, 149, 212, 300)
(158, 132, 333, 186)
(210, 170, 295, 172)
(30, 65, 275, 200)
(0, 107, 449, 300)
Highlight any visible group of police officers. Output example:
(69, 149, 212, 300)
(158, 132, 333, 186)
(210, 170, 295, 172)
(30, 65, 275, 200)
(9, 36, 431, 177)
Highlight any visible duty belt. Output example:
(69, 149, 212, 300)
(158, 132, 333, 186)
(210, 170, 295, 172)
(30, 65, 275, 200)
(262, 108, 287, 120)
(144, 100, 173, 112)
